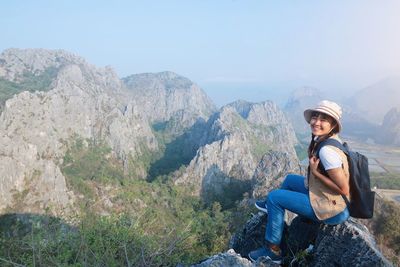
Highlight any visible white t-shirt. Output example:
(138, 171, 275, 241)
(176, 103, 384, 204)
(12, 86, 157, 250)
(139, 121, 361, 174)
(319, 146, 342, 170)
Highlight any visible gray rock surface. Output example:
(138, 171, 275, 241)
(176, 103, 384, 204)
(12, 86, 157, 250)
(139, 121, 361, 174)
(123, 71, 217, 135)
(192, 249, 254, 267)
(0, 48, 86, 81)
(252, 151, 303, 199)
(0, 49, 160, 216)
(0, 49, 218, 217)
(311, 219, 393, 266)
(227, 213, 393, 267)
(229, 212, 268, 258)
(191, 249, 280, 267)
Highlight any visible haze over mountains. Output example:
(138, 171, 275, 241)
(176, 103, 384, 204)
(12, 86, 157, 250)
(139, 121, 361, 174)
(0, 48, 397, 265)
(0, 48, 302, 217)
(284, 81, 400, 145)
(1, 48, 399, 217)
(346, 76, 400, 123)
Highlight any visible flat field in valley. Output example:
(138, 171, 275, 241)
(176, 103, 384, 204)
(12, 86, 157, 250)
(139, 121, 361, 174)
(345, 138, 400, 204)
(347, 138, 400, 173)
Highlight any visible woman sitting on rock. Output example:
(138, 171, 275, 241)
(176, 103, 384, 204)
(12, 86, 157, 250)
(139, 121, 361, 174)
(249, 100, 350, 264)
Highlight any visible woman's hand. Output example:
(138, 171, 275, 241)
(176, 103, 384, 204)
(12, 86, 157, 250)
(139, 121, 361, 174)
(309, 156, 320, 175)
(309, 156, 350, 196)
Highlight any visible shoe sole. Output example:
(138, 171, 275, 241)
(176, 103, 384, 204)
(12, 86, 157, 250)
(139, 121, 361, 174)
(255, 202, 268, 213)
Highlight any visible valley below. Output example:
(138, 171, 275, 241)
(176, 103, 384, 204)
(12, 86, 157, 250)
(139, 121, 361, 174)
(347, 137, 400, 174)
(345, 137, 400, 205)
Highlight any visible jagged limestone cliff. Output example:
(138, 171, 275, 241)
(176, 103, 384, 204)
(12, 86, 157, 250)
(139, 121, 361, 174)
(0, 49, 160, 216)
(0, 49, 217, 217)
(0, 49, 301, 218)
(123, 71, 217, 136)
(174, 100, 300, 204)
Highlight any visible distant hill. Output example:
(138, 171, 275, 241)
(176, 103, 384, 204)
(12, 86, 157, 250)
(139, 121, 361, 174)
(377, 108, 400, 146)
(283, 86, 380, 143)
(346, 76, 400, 124)
(283, 86, 324, 135)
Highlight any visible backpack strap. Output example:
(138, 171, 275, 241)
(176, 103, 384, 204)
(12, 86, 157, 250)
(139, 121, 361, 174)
(315, 138, 348, 156)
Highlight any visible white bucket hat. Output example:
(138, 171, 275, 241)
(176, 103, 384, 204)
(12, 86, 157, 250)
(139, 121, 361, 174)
(303, 100, 342, 132)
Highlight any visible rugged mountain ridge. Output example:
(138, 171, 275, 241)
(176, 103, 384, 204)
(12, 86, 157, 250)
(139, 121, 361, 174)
(174, 100, 300, 204)
(0, 49, 159, 216)
(123, 71, 217, 136)
(0, 48, 86, 81)
(0, 48, 216, 216)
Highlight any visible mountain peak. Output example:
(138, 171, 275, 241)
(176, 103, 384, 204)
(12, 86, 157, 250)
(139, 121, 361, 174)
(0, 48, 88, 80)
(225, 100, 254, 119)
(122, 70, 217, 125)
(286, 86, 323, 105)
(348, 76, 400, 123)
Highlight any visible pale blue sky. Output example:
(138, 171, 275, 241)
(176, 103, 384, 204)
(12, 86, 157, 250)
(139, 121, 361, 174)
(2, 1, 400, 106)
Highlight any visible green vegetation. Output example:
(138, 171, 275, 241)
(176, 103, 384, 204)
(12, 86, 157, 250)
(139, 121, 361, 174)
(372, 200, 400, 264)
(128, 141, 157, 179)
(0, 67, 59, 110)
(2, 137, 253, 266)
(148, 122, 196, 179)
(370, 172, 400, 190)
(0, 201, 241, 266)
(61, 138, 125, 197)
(295, 143, 308, 162)
(202, 178, 252, 210)
(248, 131, 272, 160)
(246, 122, 275, 160)
(295, 133, 310, 161)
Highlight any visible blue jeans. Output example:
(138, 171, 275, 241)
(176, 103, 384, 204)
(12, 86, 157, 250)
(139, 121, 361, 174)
(265, 174, 349, 245)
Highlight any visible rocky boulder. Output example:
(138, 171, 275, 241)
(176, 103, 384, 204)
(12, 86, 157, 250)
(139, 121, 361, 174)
(192, 249, 280, 267)
(223, 213, 393, 267)
(252, 151, 303, 199)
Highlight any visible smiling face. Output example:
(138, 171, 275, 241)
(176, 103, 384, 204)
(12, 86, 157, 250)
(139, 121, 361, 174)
(309, 111, 337, 137)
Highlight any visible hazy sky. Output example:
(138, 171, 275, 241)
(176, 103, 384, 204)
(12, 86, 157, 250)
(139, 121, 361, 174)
(2, 1, 400, 106)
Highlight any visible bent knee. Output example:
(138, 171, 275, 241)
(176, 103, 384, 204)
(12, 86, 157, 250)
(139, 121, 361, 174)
(267, 189, 282, 204)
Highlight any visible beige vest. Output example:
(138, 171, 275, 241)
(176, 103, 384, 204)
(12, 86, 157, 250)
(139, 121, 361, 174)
(309, 146, 350, 220)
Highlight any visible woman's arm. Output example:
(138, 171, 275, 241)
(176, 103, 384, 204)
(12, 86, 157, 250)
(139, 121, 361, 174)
(309, 156, 350, 196)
